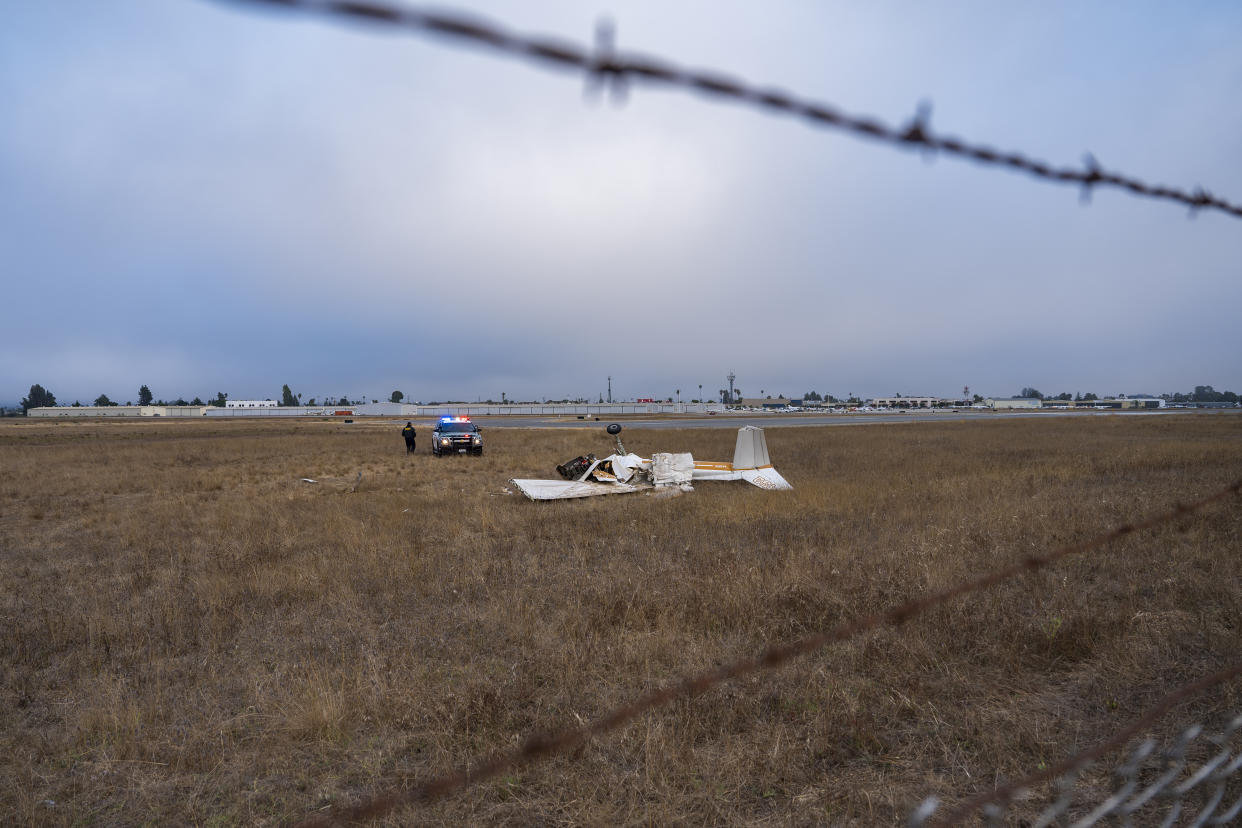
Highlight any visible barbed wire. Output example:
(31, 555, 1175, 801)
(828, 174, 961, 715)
(215, 0, 1242, 219)
(292, 479, 1242, 825)
(911, 663, 1242, 826)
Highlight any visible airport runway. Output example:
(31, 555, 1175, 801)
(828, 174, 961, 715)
(466, 409, 1178, 430)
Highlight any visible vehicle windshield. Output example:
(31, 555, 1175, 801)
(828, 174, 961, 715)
(439, 422, 476, 433)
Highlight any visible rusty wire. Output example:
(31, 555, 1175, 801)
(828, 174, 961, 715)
(292, 479, 1242, 825)
(215, 0, 1242, 219)
(911, 664, 1242, 826)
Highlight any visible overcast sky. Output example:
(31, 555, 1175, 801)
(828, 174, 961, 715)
(3, 1, 1240, 405)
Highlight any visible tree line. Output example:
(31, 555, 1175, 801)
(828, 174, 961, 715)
(13, 384, 411, 414)
(16, 384, 226, 413)
(11, 382, 1241, 415)
(1016, 385, 1239, 403)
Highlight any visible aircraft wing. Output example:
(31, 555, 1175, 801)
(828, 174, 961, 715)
(509, 477, 649, 501)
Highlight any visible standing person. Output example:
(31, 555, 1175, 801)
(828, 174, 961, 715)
(402, 421, 416, 454)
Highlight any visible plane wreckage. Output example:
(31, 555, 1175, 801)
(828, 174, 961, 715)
(510, 424, 792, 501)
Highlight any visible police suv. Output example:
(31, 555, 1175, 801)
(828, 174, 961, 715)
(431, 416, 483, 456)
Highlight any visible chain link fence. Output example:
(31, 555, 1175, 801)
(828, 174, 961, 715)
(911, 714, 1242, 827)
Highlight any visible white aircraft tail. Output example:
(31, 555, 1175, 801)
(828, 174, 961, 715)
(732, 426, 792, 489)
(732, 425, 772, 469)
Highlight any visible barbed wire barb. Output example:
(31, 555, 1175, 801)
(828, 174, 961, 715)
(1080, 152, 1101, 204)
(584, 17, 627, 105)
(216, 0, 1242, 219)
(902, 101, 938, 164)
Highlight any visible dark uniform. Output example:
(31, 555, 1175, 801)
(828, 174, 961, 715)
(402, 422, 416, 453)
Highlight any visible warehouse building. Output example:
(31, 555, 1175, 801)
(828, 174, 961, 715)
(986, 397, 1043, 410)
(27, 405, 144, 418)
(26, 405, 209, 418)
(870, 396, 944, 409)
(1041, 398, 1164, 410)
(739, 397, 792, 409)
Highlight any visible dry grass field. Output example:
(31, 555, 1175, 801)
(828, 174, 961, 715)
(2, 413, 1240, 826)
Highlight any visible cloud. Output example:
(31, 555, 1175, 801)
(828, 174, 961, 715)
(2, 1, 1240, 403)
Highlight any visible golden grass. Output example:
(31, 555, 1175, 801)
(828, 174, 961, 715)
(1, 413, 1240, 825)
